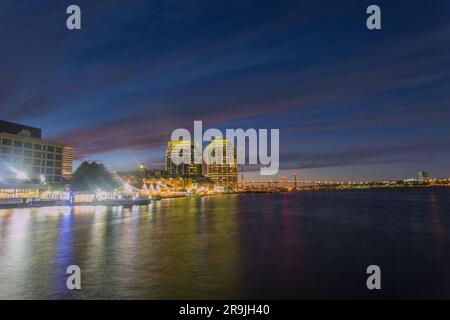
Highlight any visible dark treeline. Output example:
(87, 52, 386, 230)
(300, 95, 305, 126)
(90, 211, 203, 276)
(71, 161, 119, 192)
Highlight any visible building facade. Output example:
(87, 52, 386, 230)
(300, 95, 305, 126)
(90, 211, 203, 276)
(418, 171, 429, 180)
(165, 140, 203, 178)
(0, 121, 73, 186)
(62, 147, 74, 180)
(205, 138, 238, 191)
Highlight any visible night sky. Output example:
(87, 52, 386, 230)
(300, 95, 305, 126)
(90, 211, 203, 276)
(1, 0, 449, 181)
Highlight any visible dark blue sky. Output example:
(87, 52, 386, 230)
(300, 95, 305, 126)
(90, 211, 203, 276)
(1, 0, 449, 180)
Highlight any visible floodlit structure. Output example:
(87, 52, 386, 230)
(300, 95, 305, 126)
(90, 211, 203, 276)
(0, 120, 73, 186)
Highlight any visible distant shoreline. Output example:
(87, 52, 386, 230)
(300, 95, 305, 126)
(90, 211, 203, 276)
(294, 184, 450, 191)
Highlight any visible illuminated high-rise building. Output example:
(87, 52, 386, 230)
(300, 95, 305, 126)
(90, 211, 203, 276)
(165, 140, 203, 178)
(205, 138, 238, 191)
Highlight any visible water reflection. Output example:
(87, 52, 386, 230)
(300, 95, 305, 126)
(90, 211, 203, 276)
(0, 196, 241, 299)
(0, 190, 449, 299)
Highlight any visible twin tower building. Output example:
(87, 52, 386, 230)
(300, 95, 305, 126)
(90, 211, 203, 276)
(165, 138, 238, 191)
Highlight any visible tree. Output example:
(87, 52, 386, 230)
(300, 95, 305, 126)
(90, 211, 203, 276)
(71, 161, 119, 192)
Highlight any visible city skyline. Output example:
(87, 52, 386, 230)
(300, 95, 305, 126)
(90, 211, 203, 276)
(1, 1, 450, 303)
(1, 0, 450, 181)
(1, 117, 442, 184)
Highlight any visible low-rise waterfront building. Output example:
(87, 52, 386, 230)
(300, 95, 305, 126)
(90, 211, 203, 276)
(0, 120, 73, 188)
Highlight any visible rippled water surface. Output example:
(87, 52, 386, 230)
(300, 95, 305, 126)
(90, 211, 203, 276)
(1, 189, 449, 299)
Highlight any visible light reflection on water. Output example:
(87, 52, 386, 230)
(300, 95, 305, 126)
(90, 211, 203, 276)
(0, 189, 450, 299)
